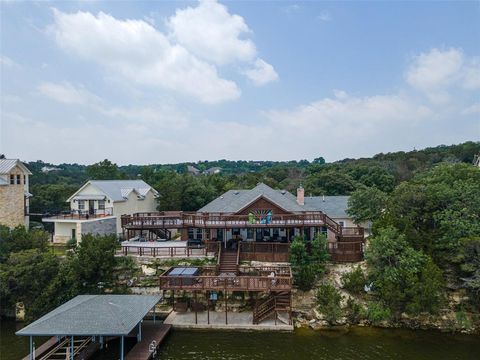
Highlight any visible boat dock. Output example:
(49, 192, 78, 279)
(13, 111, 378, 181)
(126, 322, 172, 360)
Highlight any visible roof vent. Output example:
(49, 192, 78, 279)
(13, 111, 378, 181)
(322, 194, 325, 202)
(220, 196, 224, 199)
(0, 154, 5, 159)
(281, 190, 286, 195)
(234, 191, 239, 195)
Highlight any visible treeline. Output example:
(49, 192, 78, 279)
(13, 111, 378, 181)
(0, 228, 138, 320)
(27, 141, 479, 214)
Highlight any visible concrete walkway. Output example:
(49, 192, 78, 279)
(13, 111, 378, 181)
(164, 311, 293, 331)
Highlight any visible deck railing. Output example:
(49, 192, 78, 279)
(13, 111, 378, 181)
(121, 244, 212, 257)
(328, 241, 364, 262)
(159, 265, 292, 291)
(121, 212, 340, 230)
(44, 209, 114, 220)
(239, 242, 290, 262)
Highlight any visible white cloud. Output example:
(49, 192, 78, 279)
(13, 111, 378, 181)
(406, 48, 480, 102)
(317, 11, 331, 22)
(243, 59, 279, 86)
(462, 103, 480, 115)
(0, 55, 19, 68)
(49, 9, 241, 104)
(38, 81, 100, 104)
(167, 0, 256, 65)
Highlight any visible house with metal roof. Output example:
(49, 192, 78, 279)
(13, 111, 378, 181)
(0, 156, 32, 229)
(43, 180, 159, 243)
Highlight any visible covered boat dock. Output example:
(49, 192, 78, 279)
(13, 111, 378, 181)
(16, 295, 170, 360)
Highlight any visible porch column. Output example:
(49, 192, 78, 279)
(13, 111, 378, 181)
(120, 336, 125, 360)
(71, 335, 74, 360)
(137, 320, 142, 342)
(29, 336, 33, 360)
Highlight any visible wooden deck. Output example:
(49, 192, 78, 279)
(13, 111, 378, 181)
(125, 323, 171, 360)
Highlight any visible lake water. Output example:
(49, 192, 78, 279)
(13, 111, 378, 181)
(2, 320, 479, 360)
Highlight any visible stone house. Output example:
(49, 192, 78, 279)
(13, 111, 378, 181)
(0, 157, 32, 229)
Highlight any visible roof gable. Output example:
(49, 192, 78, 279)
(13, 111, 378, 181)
(0, 159, 32, 175)
(67, 180, 158, 203)
(198, 183, 305, 213)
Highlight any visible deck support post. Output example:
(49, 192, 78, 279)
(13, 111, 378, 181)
(71, 335, 74, 360)
(225, 290, 228, 325)
(100, 336, 104, 349)
(120, 336, 124, 360)
(207, 291, 210, 325)
(29, 336, 33, 360)
(194, 291, 198, 324)
(137, 320, 142, 342)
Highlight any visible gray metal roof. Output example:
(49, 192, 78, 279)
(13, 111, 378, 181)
(198, 183, 306, 213)
(70, 180, 158, 202)
(0, 159, 32, 175)
(304, 196, 350, 217)
(16, 295, 160, 337)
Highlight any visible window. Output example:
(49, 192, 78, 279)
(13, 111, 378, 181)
(71, 229, 76, 240)
(24, 175, 26, 184)
(188, 228, 195, 239)
(338, 221, 345, 228)
(10, 174, 14, 184)
(16, 174, 21, 184)
(247, 228, 254, 239)
(98, 200, 105, 210)
(78, 200, 85, 210)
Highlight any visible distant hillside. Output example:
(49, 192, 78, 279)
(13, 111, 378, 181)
(26, 141, 479, 213)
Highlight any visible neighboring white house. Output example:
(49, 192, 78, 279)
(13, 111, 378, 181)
(43, 180, 158, 243)
(0, 157, 32, 229)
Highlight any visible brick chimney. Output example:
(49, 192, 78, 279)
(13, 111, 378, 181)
(296, 185, 304, 205)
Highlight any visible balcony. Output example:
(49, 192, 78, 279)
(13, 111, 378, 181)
(42, 208, 114, 221)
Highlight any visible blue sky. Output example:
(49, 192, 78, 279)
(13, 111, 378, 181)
(1, 0, 479, 165)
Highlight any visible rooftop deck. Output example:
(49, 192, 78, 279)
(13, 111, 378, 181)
(159, 265, 292, 292)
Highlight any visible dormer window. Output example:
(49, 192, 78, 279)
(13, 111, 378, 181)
(16, 174, 21, 184)
(10, 174, 14, 184)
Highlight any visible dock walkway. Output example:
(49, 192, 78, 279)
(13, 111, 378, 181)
(125, 322, 172, 360)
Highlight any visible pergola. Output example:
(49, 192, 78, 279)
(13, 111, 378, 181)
(16, 294, 161, 360)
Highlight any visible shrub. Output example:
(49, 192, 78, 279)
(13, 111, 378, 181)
(66, 238, 77, 249)
(294, 265, 316, 291)
(345, 298, 364, 323)
(341, 266, 366, 295)
(365, 302, 391, 324)
(316, 283, 343, 324)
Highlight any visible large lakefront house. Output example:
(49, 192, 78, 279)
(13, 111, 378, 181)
(121, 183, 366, 262)
(43, 180, 158, 243)
(121, 183, 366, 327)
(0, 156, 32, 229)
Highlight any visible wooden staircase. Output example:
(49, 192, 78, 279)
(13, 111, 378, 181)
(253, 291, 291, 325)
(219, 250, 238, 274)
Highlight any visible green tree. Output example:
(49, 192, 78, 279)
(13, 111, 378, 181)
(0, 249, 60, 320)
(70, 234, 119, 293)
(376, 164, 480, 267)
(86, 159, 125, 180)
(0, 225, 49, 262)
(365, 227, 444, 315)
(347, 187, 388, 223)
(310, 232, 330, 272)
(454, 237, 480, 308)
(316, 283, 343, 324)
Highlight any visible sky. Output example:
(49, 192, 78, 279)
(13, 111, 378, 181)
(0, 0, 479, 165)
